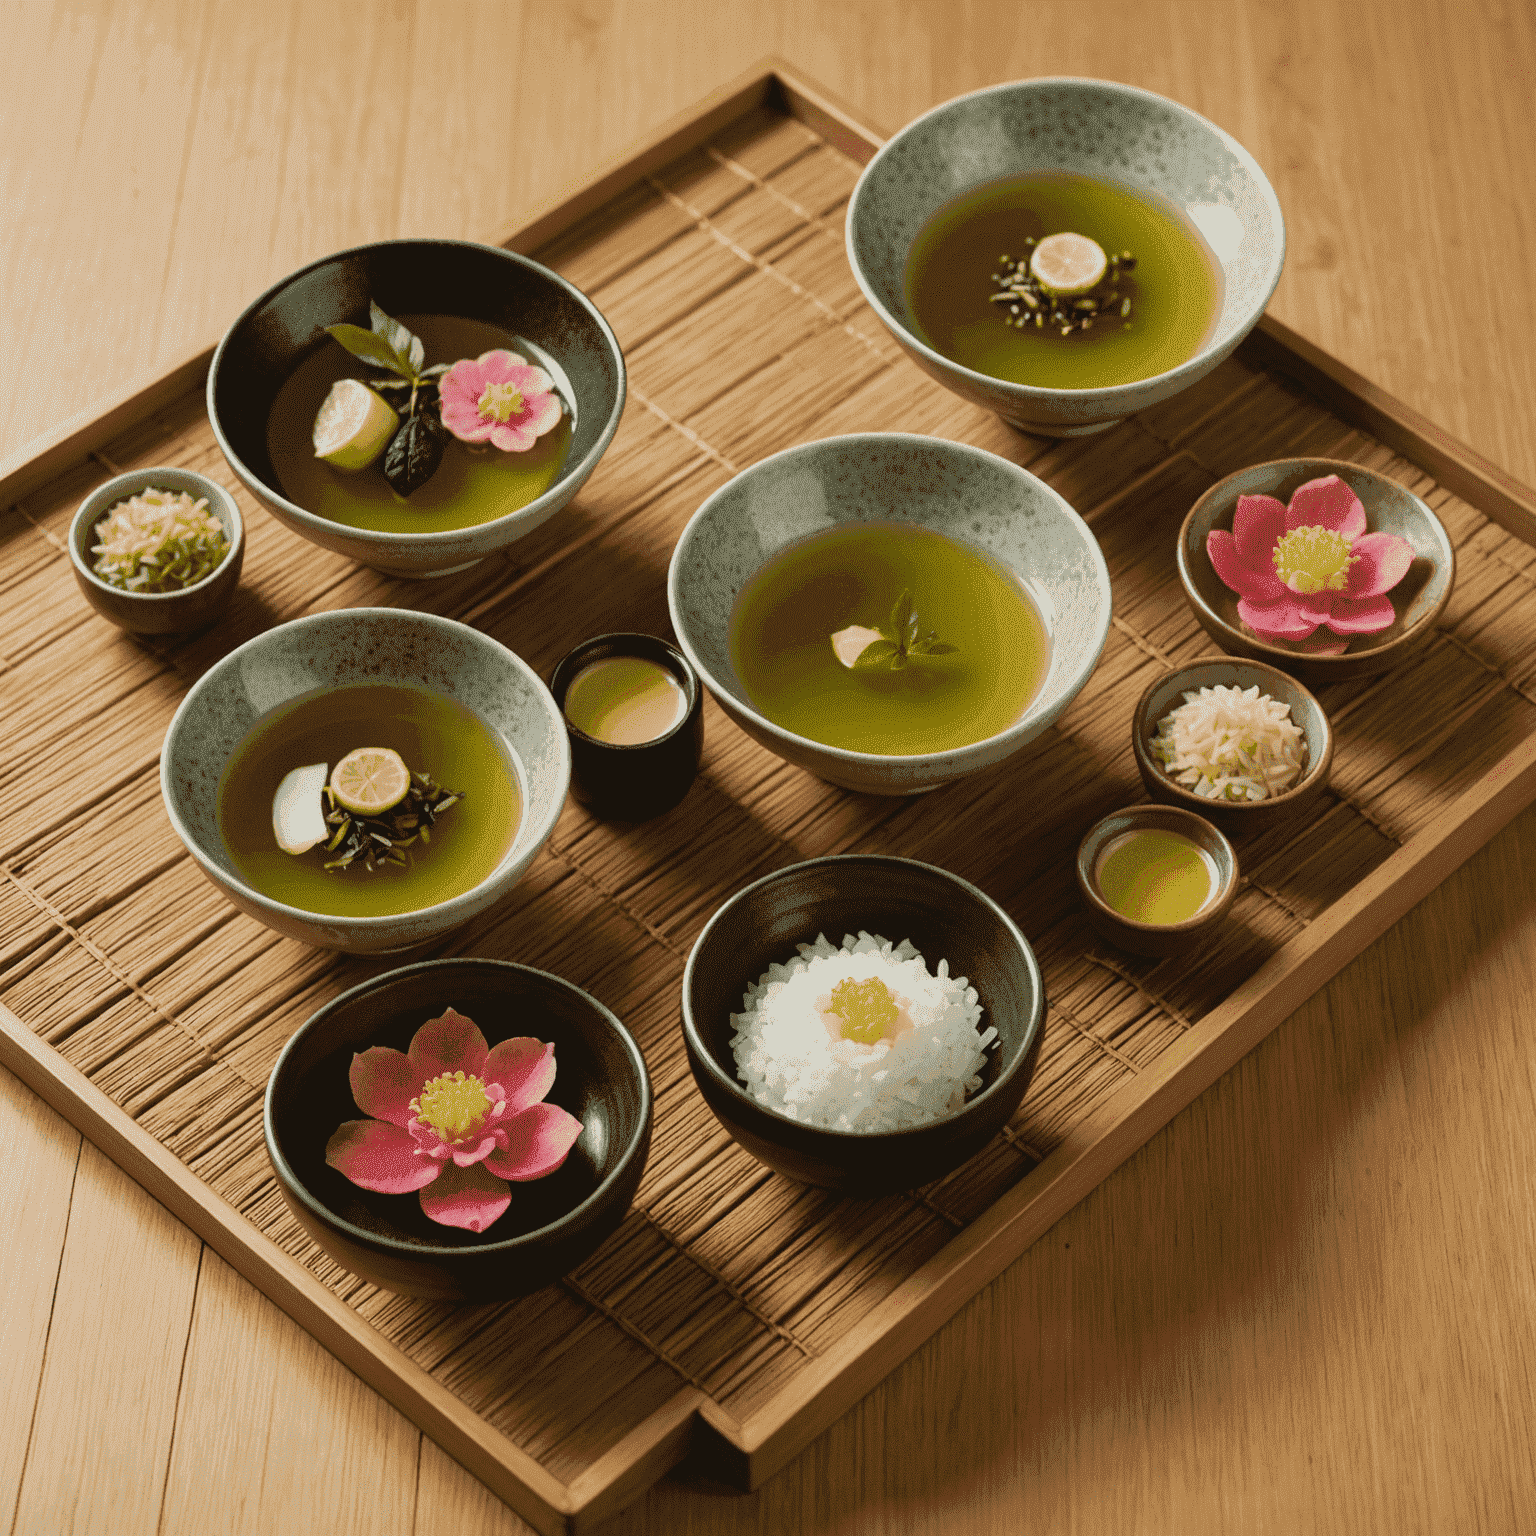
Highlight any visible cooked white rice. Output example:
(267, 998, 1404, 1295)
(729, 930, 996, 1134)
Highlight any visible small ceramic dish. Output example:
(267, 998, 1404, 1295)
(1076, 805, 1238, 958)
(69, 467, 244, 634)
(265, 957, 651, 1300)
(681, 854, 1046, 1195)
(1131, 657, 1333, 830)
(160, 608, 570, 955)
(208, 237, 625, 578)
(845, 77, 1285, 437)
(667, 432, 1111, 796)
(1178, 458, 1455, 684)
(549, 632, 704, 821)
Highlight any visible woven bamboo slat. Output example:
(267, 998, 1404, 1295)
(4, 61, 1536, 1536)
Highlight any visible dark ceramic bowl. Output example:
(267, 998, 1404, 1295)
(69, 466, 244, 634)
(265, 958, 651, 1300)
(161, 608, 570, 955)
(1178, 458, 1455, 684)
(549, 632, 704, 821)
(208, 238, 625, 578)
(1076, 804, 1238, 958)
(681, 855, 1046, 1195)
(1131, 657, 1333, 831)
(846, 78, 1285, 437)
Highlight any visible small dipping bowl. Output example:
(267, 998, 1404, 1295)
(682, 854, 1046, 1195)
(69, 466, 245, 635)
(265, 957, 652, 1300)
(1178, 458, 1456, 684)
(1076, 805, 1238, 958)
(549, 633, 704, 820)
(1131, 657, 1334, 831)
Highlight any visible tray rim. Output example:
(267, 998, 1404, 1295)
(5, 54, 1536, 1536)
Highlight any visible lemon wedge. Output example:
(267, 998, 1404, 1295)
(331, 747, 411, 816)
(1029, 232, 1108, 296)
(312, 379, 399, 471)
(830, 624, 886, 668)
(273, 763, 329, 855)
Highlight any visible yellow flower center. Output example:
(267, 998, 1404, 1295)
(1272, 524, 1357, 594)
(825, 976, 900, 1044)
(412, 1071, 492, 1141)
(477, 380, 524, 423)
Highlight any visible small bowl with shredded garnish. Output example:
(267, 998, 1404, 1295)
(1132, 657, 1333, 828)
(69, 467, 244, 634)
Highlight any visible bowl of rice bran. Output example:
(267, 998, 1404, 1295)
(681, 854, 1045, 1195)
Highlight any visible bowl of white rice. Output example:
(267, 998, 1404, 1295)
(681, 854, 1045, 1194)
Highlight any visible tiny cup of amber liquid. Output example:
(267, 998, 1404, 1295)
(550, 633, 704, 820)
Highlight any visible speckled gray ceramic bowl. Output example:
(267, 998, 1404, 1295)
(161, 609, 571, 954)
(208, 238, 625, 579)
(1178, 458, 1456, 684)
(69, 467, 244, 634)
(847, 78, 1285, 436)
(667, 432, 1112, 795)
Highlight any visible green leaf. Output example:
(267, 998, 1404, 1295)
(888, 589, 914, 642)
(324, 323, 416, 377)
(368, 301, 427, 378)
(889, 649, 907, 670)
(852, 639, 899, 671)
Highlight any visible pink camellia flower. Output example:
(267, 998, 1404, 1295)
(324, 1007, 584, 1234)
(438, 349, 563, 452)
(1206, 475, 1416, 655)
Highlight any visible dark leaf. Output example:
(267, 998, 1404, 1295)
(324, 323, 416, 378)
(852, 638, 899, 671)
(382, 409, 447, 496)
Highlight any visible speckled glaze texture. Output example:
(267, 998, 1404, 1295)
(208, 239, 625, 578)
(667, 432, 1112, 795)
(1178, 458, 1456, 684)
(161, 609, 571, 953)
(847, 78, 1285, 435)
(1131, 656, 1334, 830)
(69, 467, 245, 634)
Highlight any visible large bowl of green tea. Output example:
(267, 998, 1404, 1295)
(208, 239, 625, 577)
(161, 609, 570, 954)
(667, 432, 1112, 795)
(847, 78, 1285, 437)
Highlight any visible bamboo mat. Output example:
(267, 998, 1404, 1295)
(5, 99, 1536, 1503)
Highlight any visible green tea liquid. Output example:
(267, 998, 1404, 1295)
(1094, 828, 1214, 925)
(905, 172, 1222, 389)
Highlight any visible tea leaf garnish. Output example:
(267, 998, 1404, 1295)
(852, 590, 958, 672)
(382, 409, 447, 498)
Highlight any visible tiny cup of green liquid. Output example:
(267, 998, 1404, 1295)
(550, 633, 704, 821)
(1075, 805, 1238, 957)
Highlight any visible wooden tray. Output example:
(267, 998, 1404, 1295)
(5, 59, 1536, 1535)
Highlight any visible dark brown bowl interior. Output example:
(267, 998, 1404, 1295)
(1177, 458, 1455, 684)
(265, 958, 651, 1300)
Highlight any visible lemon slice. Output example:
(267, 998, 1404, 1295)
(331, 747, 411, 815)
(830, 624, 886, 668)
(312, 380, 399, 471)
(1029, 232, 1108, 296)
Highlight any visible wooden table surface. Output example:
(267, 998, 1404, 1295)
(4, 2, 1535, 1531)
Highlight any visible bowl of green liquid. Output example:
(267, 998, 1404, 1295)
(1075, 805, 1238, 957)
(847, 78, 1285, 436)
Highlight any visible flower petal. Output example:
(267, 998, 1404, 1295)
(1286, 475, 1367, 539)
(483, 1102, 586, 1182)
(409, 1007, 488, 1085)
(348, 1046, 418, 1125)
(1207, 527, 1283, 601)
(419, 1161, 511, 1233)
(326, 1119, 439, 1193)
(1321, 593, 1397, 634)
(475, 348, 528, 374)
(489, 421, 537, 452)
(1232, 494, 1288, 563)
(1345, 531, 1415, 598)
(522, 392, 563, 438)
(1237, 595, 1321, 640)
(450, 1133, 498, 1169)
(483, 1038, 557, 1113)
